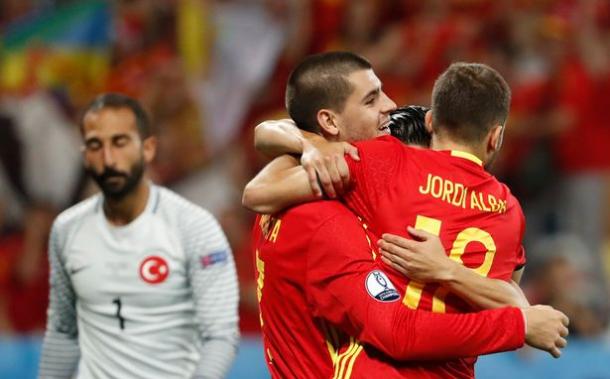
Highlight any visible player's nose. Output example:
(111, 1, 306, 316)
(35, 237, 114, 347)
(102, 145, 116, 166)
(380, 92, 397, 114)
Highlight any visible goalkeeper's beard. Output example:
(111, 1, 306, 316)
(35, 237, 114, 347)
(87, 158, 145, 201)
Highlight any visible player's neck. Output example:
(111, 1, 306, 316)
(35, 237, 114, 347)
(430, 135, 486, 164)
(103, 181, 150, 226)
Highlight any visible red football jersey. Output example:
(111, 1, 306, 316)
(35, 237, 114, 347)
(253, 200, 525, 379)
(252, 206, 342, 379)
(344, 135, 528, 378)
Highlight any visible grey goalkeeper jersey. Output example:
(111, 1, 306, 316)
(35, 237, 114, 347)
(38, 185, 239, 379)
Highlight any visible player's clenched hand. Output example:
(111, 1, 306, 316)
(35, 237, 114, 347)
(301, 135, 359, 198)
(378, 226, 455, 282)
(523, 305, 570, 358)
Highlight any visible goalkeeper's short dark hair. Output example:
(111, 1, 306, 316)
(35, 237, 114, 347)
(389, 105, 431, 147)
(81, 93, 152, 139)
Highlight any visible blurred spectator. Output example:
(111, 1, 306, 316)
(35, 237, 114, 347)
(143, 59, 209, 184)
(192, 0, 289, 157)
(0, 90, 84, 333)
(524, 235, 609, 338)
(551, 1, 610, 275)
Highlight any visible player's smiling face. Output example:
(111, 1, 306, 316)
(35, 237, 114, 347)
(335, 69, 396, 142)
(81, 107, 155, 199)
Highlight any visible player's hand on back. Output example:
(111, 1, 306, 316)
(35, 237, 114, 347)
(522, 305, 569, 358)
(301, 135, 359, 198)
(378, 227, 456, 282)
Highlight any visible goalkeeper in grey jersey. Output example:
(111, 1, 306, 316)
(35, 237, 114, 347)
(38, 93, 239, 379)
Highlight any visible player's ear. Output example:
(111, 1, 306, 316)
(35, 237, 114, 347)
(424, 110, 433, 134)
(142, 135, 157, 163)
(317, 109, 340, 137)
(488, 124, 504, 153)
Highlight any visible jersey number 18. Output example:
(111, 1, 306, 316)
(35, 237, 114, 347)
(403, 215, 497, 313)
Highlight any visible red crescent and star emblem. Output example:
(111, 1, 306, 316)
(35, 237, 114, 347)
(139, 256, 169, 284)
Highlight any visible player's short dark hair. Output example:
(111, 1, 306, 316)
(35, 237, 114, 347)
(389, 105, 431, 147)
(80, 93, 152, 139)
(285, 51, 372, 133)
(431, 62, 510, 144)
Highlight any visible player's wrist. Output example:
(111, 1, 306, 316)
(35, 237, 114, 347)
(520, 308, 528, 338)
(299, 135, 313, 154)
(301, 134, 324, 157)
(303, 133, 326, 150)
(437, 260, 461, 284)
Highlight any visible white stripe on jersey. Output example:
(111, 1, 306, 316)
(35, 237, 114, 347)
(39, 185, 239, 379)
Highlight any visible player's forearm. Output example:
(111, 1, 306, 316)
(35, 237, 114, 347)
(359, 305, 525, 360)
(188, 236, 240, 379)
(193, 333, 239, 379)
(38, 330, 80, 379)
(40, 228, 80, 378)
(254, 119, 319, 158)
(441, 264, 529, 309)
(242, 156, 317, 214)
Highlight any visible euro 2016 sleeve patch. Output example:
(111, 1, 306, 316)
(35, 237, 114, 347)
(200, 250, 228, 268)
(365, 270, 400, 302)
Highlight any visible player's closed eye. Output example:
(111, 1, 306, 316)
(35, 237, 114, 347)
(113, 135, 130, 147)
(85, 139, 102, 151)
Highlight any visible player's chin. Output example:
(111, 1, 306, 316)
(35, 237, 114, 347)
(104, 178, 127, 189)
(104, 176, 126, 185)
(101, 181, 127, 196)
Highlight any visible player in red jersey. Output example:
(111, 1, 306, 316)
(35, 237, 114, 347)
(245, 53, 569, 378)
(253, 202, 532, 379)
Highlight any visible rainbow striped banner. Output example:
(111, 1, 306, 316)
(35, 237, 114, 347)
(1, 0, 111, 93)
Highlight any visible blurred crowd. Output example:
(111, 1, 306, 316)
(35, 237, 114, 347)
(0, 0, 609, 342)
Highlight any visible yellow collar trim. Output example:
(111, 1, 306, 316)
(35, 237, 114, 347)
(450, 150, 483, 166)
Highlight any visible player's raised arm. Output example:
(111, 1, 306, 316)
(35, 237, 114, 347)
(253, 118, 358, 198)
(38, 221, 80, 379)
(379, 228, 530, 309)
(242, 155, 316, 214)
(254, 119, 316, 158)
(305, 212, 569, 360)
(244, 134, 401, 215)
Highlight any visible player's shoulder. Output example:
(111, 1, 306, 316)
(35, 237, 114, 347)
(353, 135, 404, 151)
(283, 200, 350, 217)
(52, 194, 100, 234)
(281, 201, 360, 230)
(489, 177, 525, 218)
(501, 181, 524, 213)
(491, 177, 520, 203)
(349, 135, 416, 178)
(353, 135, 427, 163)
(154, 185, 219, 230)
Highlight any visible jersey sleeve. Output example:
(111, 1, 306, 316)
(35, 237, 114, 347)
(184, 210, 240, 379)
(515, 203, 527, 270)
(515, 245, 526, 271)
(305, 212, 525, 361)
(343, 136, 404, 222)
(38, 221, 81, 379)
